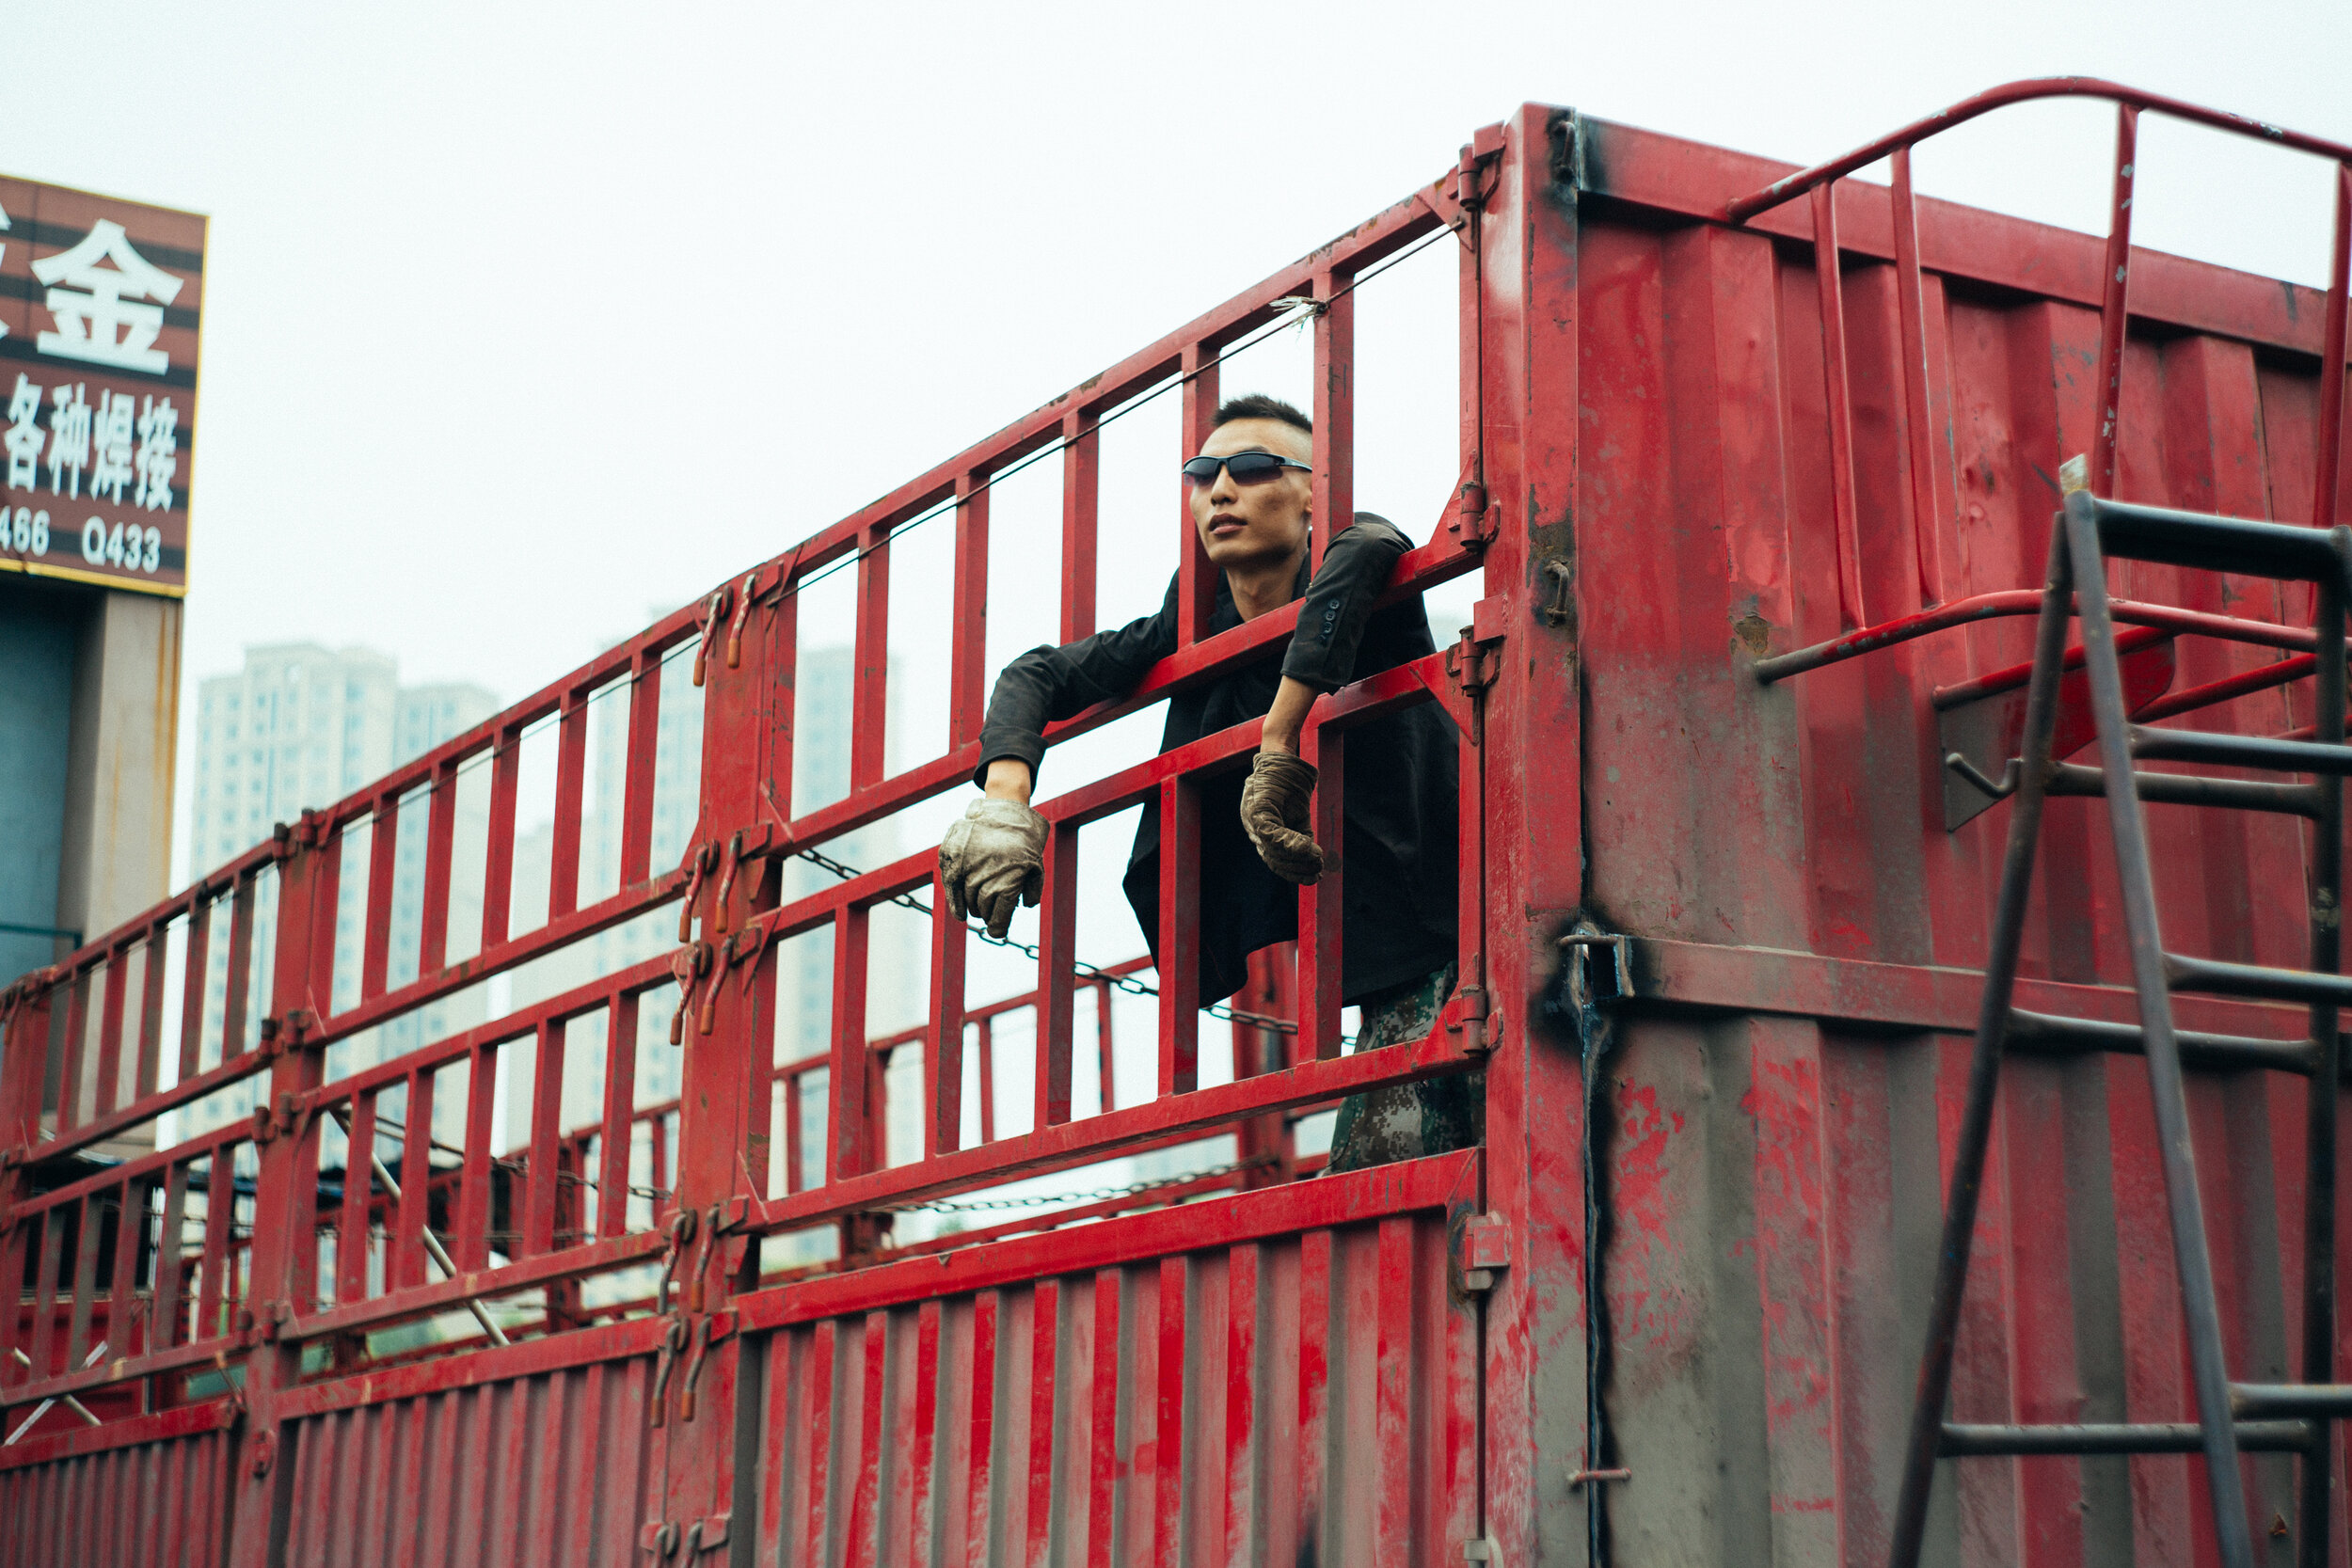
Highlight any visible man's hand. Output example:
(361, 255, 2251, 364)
(940, 796, 1049, 938)
(1241, 752, 1325, 884)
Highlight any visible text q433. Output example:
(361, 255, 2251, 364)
(81, 515, 160, 572)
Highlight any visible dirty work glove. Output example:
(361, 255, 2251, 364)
(1240, 752, 1325, 885)
(940, 797, 1049, 939)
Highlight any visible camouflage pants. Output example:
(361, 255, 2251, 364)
(1324, 962, 1483, 1174)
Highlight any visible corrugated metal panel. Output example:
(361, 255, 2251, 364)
(742, 1173, 1478, 1566)
(276, 1354, 657, 1568)
(0, 1426, 232, 1568)
(1569, 161, 2348, 1564)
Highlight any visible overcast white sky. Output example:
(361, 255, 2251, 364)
(10, 0, 2352, 954)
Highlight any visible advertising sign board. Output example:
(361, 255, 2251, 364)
(0, 177, 204, 597)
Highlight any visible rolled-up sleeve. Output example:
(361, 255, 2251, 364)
(1279, 515, 1411, 691)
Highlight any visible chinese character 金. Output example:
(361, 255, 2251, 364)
(46, 384, 90, 499)
(89, 390, 135, 505)
(3, 376, 41, 493)
(136, 396, 178, 513)
(32, 219, 185, 376)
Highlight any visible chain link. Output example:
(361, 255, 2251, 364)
(791, 846, 1343, 1041)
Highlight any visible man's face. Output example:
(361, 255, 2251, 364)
(1189, 418, 1313, 576)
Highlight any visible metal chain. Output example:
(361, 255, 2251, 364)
(791, 846, 1338, 1040)
(885, 1154, 1272, 1214)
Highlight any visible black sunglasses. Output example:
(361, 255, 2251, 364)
(1180, 451, 1312, 486)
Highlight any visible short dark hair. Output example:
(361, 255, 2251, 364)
(1213, 394, 1312, 436)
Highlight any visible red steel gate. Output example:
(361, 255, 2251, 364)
(5, 83, 2352, 1566)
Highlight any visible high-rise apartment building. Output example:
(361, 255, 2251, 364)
(179, 645, 495, 1140)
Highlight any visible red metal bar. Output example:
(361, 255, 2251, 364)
(392, 1069, 434, 1289)
(24, 1209, 64, 1381)
(950, 472, 991, 748)
(781, 1066, 803, 1195)
(479, 724, 521, 950)
(135, 926, 167, 1100)
(1811, 182, 1867, 628)
(1093, 977, 1116, 1115)
(523, 1021, 564, 1257)
(596, 994, 637, 1240)
(360, 796, 399, 1001)
(2316, 163, 2352, 536)
(2089, 104, 2140, 499)
(55, 972, 88, 1132)
(1222, 1241, 1262, 1556)
(925, 866, 965, 1160)
(1086, 1267, 1121, 1568)
(1297, 723, 1344, 1061)
(1311, 266, 1355, 572)
(220, 873, 255, 1060)
(64, 1194, 101, 1370)
(1155, 776, 1200, 1096)
(150, 1162, 189, 1352)
(192, 1150, 230, 1343)
(1889, 147, 1946, 606)
(828, 905, 872, 1181)
(852, 528, 890, 791)
(177, 895, 212, 1084)
(1176, 343, 1220, 649)
(453, 1042, 498, 1272)
(975, 1017, 996, 1146)
(1023, 1278, 1059, 1564)
(618, 653, 662, 888)
(1756, 588, 2318, 682)
(962, 1293, 998, 1558)
(1726, 77, 2352, 222)
(1060, 410, 1099, 643)
(1295, 1227, 1331, 1536)
(905, 1300, 942, 1557)
(548, 687, 589, 921)
(336, 1091, 375, 1306)
(1036, 822, 1078, 1132)
(91, 949, 127, 1118)
(416, 761, 456, 975)
(1152, 1255, 1188, 1561)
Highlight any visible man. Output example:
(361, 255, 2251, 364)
(937, 393, 1474, 1171)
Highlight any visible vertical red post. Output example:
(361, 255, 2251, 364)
(1297, 722, 1345, 1062)
(975, 1017, 997, 1145)
(480, 724, 522, 950)
(597, 993, 639, 1240)
(1061, 410, 1099, 643)
(1036, 821, 1079, 1131)
(548, 686, 589, 920)
(1889, 147, 1946, 608)
(852, 528, 891, 791)
(950, 473, 992, 749)
(1311, 267, 1356, 570)
(1093, 977, 1117, 1116)
(453, 1040, 500, 1272)
(393, 1069, 435, 1289)
(135, 923, 168, 1099)
(56, 969, 88, 1130)
(1155, 776, 1200, 1096)
(416, 760, 457, 974)
(220, 874, 255, 1059)
(1176, 345, 1221, 649)
(336, 1091, 375, 1305)
(619, 650, 664, 888)
(828, 903, 872, 1181)
(177, 895, 212, 1084)
(360, 795, 400, 1000)
(926, 866, 965, 1160)
(2089, 103, 2140, 500)
(2313, 162, 2352, 535)
(223, 812, 332, 1568)
(1810, 181, 1867, 629)
(92, 948, 127, 1117)
(523, 1019, 566, 1257)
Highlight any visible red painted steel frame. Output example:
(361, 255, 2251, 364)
(5, 78, 2351, 1568)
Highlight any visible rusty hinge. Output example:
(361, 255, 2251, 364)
(1448, 482, 1501, 549)
(639, 1520, 681, 1559)
(249, 1089, 300, 1145)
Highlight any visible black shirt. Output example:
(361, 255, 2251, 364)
(975, 514, 1458, 1006)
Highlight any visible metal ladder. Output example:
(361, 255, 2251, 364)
(1890, 489, 2352, 1568)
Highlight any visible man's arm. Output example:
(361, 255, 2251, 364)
(1242, 516, 1415, 880)
(946, 583, 1179, 932)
